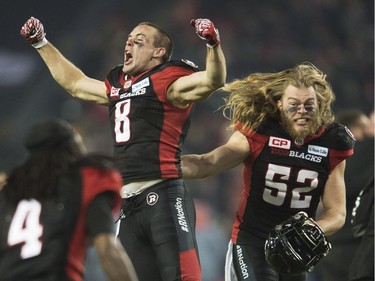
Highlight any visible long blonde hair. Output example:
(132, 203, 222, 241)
(222, 62, 336, 130)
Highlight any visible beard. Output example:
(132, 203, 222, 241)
(280, 111, 321, 140)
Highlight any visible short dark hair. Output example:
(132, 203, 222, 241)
(138, 22, 173, 62)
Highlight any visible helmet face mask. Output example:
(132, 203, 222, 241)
(264, 212, 331, 275)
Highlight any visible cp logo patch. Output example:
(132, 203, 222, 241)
(146, 192, 159, 205)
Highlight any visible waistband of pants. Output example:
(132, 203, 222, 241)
(118, 178, 183, 219)
(121, 178, 165, 198)
(124, 178, 183, 203)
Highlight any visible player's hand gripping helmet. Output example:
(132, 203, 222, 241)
(264, 211, 331, 275)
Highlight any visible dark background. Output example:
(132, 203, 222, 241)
(1, 0, 373, 168)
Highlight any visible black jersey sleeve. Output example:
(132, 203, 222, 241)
(326, 123, 356, 170)
(328, 122, 356, 150)
(105, 65, 124, 89)
(87, 191, 116, 239)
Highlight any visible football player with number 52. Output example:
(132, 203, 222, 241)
(182, 63, 355, 281)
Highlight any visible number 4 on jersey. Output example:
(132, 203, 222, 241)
(7, 199, 43, 259)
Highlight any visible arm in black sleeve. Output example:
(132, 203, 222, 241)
(86, 191, 139, 281)
(87, 191, 116, 239)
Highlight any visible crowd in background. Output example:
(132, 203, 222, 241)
(1, 0, 373, 280)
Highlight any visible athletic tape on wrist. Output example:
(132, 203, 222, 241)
(206, 42, 219, 48)
(32, 37, 48, 49)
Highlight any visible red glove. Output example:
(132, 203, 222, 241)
(20, 17, 48, 49)
(190, 18, 220, 48)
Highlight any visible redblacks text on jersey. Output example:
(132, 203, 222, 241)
(105, 60, 198, 183)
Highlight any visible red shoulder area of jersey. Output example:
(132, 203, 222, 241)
(80, 167, 122, 210)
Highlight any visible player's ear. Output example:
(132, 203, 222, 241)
(277, 99, 282, 110)
(154, 47, 166, 58)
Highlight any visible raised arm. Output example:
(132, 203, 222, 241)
(20, 17, 108, 105)
(181, 131, 249, 179)
(316, 160, 347, 236)
(94, 234, 139, 281)
(167, 19, 226, 107)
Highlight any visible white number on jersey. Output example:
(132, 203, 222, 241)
(8, 199, 43, 259)
(114, 100, 131, 143)
(263, 163, 318, 208)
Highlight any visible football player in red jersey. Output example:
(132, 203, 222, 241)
(0, 119, 138, 281)
(182, 63, 355, 281)
(20, 16, 226, 281)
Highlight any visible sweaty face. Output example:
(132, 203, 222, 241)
(278, 85, 321, 140)
(122, 25, 160, 76)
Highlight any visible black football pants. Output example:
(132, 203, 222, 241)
(117, 179, 201, 281)
(228, 241, 307, 281)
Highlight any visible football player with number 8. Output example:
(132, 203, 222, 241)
(20, 15, 226, 281)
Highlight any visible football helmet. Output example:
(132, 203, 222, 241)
(264, 211, 331, 275)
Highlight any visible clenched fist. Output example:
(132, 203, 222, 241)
(190, 18, 220, 48)
(20, 17, 48, 49)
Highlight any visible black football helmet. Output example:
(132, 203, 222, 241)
(264, 211, 331, 275)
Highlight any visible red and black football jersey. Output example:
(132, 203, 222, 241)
(104, 60, 198, 183)
(0, 156, 122, 281)
(231, 119, 355, 244)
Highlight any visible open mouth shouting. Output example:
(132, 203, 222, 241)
(124, 51, 133, 65)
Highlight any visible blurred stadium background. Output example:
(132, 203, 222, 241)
(1, 1, 373, 280)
